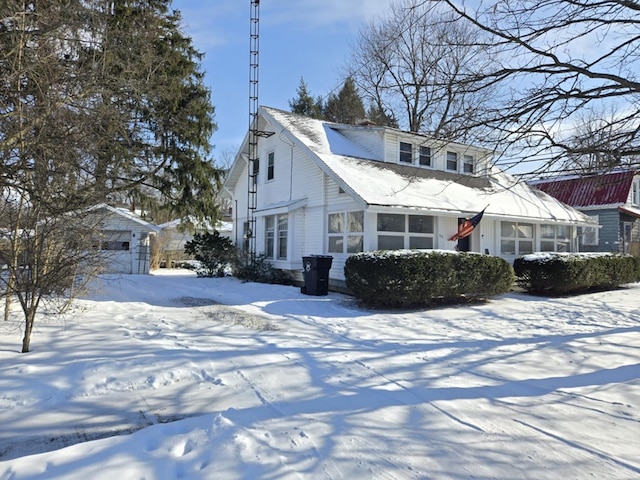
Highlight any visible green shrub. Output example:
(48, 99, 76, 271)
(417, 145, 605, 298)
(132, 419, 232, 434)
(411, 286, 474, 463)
(184, 231, 236, 277)
(234, 253, 294, 285)
(344, 250, 514, 308)
(513, 252, 640, 295)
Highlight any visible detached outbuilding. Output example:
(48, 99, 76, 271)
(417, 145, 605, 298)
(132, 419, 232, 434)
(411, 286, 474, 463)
(92, 204, 159, 274)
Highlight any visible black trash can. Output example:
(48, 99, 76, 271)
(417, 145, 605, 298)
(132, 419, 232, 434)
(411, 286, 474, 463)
(301, 255, 333, 296)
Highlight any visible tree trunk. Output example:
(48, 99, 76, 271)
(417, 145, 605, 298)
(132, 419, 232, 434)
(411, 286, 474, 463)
(21, 308, 35, 353)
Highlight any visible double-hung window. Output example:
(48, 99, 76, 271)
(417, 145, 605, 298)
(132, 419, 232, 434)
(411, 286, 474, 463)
(399, 142, 413, 163)
(264, 214, 288, 259)
(463, 154, 474, 173)
(419, 146, 431, 166)
(446, 151, 458, 171)
(267, 152, 275, 181)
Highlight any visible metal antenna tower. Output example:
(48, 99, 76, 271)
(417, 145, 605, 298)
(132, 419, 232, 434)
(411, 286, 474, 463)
(247, 0, 272, 263)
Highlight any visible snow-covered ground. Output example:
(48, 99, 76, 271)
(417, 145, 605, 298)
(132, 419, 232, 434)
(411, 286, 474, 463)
(1, 270, 639, 479)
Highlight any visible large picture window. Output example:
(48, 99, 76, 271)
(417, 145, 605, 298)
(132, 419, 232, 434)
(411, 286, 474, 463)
(377, 213, 434, 250)
(328, 211, 364, 254)
(264, 214, 288, 259)
(500, 222, 533, 255)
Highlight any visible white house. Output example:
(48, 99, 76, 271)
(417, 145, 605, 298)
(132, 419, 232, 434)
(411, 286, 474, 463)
(223, 106, 595, 286)
(92, 204, 159, 274)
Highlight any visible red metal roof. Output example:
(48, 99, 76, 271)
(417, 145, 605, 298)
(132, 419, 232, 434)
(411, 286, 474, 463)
(531, 171, 634, 207)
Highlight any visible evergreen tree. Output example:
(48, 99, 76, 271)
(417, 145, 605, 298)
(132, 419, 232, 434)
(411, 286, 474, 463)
(367, 103, 399, 128)
(83, 0, 222, 222)
(323, 77, 366, 124)
(289, 77, 323, 118)
(0, 0, 221, 352)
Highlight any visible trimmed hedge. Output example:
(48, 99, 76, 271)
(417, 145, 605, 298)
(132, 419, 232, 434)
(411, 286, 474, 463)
(344, 250, 514, 308)
(513, 252, 640, 295)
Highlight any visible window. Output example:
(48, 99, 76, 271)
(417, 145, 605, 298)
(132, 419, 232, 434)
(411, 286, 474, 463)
(100, 230, 130, 251)
(264, 216, 274, 257)
(463, 154, 474, 173)
(251, 158, 259, 185)
(267, 152, 275, 181)
(446, 151, 458, 171)
(377, 213, 434, 250)
(540, 224, 571, 252)
(264, 214, 288, 259)
(632, 179, 639, 206)
(328, 211, 364, 254)
(399, 141, 412, 163)
(419, 146, 431, 166)
(581, 215, 599, 246)
(500, 221, 533, 255)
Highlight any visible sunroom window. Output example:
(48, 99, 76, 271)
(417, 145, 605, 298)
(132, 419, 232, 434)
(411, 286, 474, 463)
(540, 224, 571, 252)
(328, 211, 364, 254)
(377, 213, 434, 250)
(500, 221, 533, 255)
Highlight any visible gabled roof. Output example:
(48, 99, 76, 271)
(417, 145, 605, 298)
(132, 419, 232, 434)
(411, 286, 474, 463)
(91, 204, 160, 232)
(530, 171, 635, 208)
(225, 107, 595, 225)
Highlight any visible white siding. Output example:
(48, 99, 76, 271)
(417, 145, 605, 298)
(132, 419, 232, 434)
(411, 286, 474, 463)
(338, 128, 384, 159)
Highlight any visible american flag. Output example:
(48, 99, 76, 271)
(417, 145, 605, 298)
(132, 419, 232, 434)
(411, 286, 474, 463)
(449, 208, 486, 241)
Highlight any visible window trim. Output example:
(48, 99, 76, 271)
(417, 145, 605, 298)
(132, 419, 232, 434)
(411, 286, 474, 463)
(419, 145, 431, 167)
(264, 214, 288, 260)
(446, 151, 458, 171)
(267, 152, 275, 181)
(463, 154, 474, 173)
(328, 211, 364, 254)
(500, 221, 534, 256)
(399, 141, 413, 163)
(376, 213, 435, 250)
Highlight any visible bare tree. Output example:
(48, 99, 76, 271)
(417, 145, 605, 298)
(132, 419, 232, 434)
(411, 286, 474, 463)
(348, 0, 497, 141)
(0, 196, 107, 353)
(417, 0, 640, 170)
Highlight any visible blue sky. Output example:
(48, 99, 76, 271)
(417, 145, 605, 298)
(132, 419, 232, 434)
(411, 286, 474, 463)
(171, 0, 393, 162)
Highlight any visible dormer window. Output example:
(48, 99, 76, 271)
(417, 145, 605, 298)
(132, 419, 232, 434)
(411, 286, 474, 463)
(399, 141, 412, 163)
(419, 146, 431, 166)
(446, 151, 458, 171)
(463, 154, 474, 173)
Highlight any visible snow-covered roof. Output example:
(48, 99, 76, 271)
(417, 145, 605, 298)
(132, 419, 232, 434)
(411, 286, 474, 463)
(90, 204, 160, 232)
(259, 107, 594, 225)
(158, 218, 232, 233)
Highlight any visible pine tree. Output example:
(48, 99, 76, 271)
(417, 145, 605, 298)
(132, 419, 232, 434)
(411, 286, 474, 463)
(323, 77, 365, 124)
(0, 0, 221, 352)
(289, 77, 323, 118)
